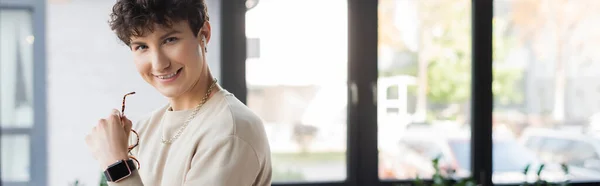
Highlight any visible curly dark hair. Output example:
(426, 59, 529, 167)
(108, 0, 210, 46)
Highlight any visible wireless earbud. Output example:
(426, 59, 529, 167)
(202, 36, 208, 53)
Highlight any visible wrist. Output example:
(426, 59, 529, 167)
(102, 153, 129, 169)
(103, 159, 137, 183)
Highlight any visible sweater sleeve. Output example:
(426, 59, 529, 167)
(105, 136, 265, 186)
(183, 135, 264, 186)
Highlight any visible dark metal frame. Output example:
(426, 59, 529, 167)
(347, 0, 379, 186)
(220, 0, 247, 104)
(0, 0, 47, 185)
(471, 1, 493, 185)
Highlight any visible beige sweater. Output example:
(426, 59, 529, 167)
(108, 89, 272, 186)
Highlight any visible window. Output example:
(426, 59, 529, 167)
(493, 0, 600, 183)
(0, 9, 35, 185)
(245, 0, 348, 182)
(377, 0, 472, 181)
(1, 0, 46, 184)
(1, 135, 31, 182)
(226, 0, 600, 185)
(0, 10, 35, 128)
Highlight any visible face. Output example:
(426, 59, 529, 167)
(129, 21, 211, 98)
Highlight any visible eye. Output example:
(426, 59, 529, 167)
(134, 45, 148, 51)
(164, 37, 179, 44)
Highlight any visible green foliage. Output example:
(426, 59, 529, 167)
(409, 155, 476, 186)
(427, 57, 470, 104)
(522, 163, 570, 186)
(424, 8, 524, 106)
(99, 172, 108, 186)
(493, 67, 524, 105)
(423, 0, 471, 105)
(380, 0, 524, 109)
(493, 17, 524, 105)
(408, 156, 571, 186)
(70, 180, 84, 186)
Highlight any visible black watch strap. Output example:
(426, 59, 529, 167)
(104, 159, 137, 182)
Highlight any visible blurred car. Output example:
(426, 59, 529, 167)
(519, 127, 600, 181)
(446, 138, 569, 184)
(384, 127, 571, 184)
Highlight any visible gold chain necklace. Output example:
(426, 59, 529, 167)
(161, 78, 218, 144)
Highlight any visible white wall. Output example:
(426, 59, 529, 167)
(47, 0, 220, 185)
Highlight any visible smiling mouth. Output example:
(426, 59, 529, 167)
(155, 68, 183, 79)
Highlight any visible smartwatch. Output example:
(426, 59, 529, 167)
(103, 159, 137, 182)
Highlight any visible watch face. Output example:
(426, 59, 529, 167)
(105, 160, 132, 182)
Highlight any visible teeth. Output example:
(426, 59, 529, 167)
(157, 71, 178, 79)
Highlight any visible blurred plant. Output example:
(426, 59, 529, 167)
(522, 163, 570, 186)
(70, 179, 84, 186)
(410, 155, 477, 186)
(408, 156, 572, 186)
(99, 172, 108, 186)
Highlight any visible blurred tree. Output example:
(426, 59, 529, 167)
(509, 0, 599, 122)
(418, 0, 523, 109)
(379, 0, 523, 121)
(421, 0, 471, 105)
(378, 0, 408, 51)
(493, 17, 524, 105)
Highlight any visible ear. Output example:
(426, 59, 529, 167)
(197, 21, 212, 47)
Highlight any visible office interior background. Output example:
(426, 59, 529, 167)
(3, 0, 600, 185)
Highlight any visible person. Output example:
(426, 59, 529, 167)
(84, 0, 272, 185)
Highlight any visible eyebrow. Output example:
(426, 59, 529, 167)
(159, 30, 181, 41)
(129, 30, 182, 47)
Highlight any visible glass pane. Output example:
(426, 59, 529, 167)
(1, 135, 31, 182)
(494, 0, 600, 184)
(245, 0, 347, 182)
(377, 0, 472, 180)
(0, 10, 35, 128)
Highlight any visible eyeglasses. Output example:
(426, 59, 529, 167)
(122, 91, 141, 169)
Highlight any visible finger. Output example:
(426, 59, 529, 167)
(109, 109, 122, 125)
(112, 108, 121, 117)
(123, 115, 133, 133)
(97, 119, 107, 129)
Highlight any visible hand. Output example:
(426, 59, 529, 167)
(86, 109, 133, 169)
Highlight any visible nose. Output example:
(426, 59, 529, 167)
(150, 49, 171, 72)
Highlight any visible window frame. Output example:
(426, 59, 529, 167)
(0, 0, 47, 186)
(220, 0, 600, 185)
